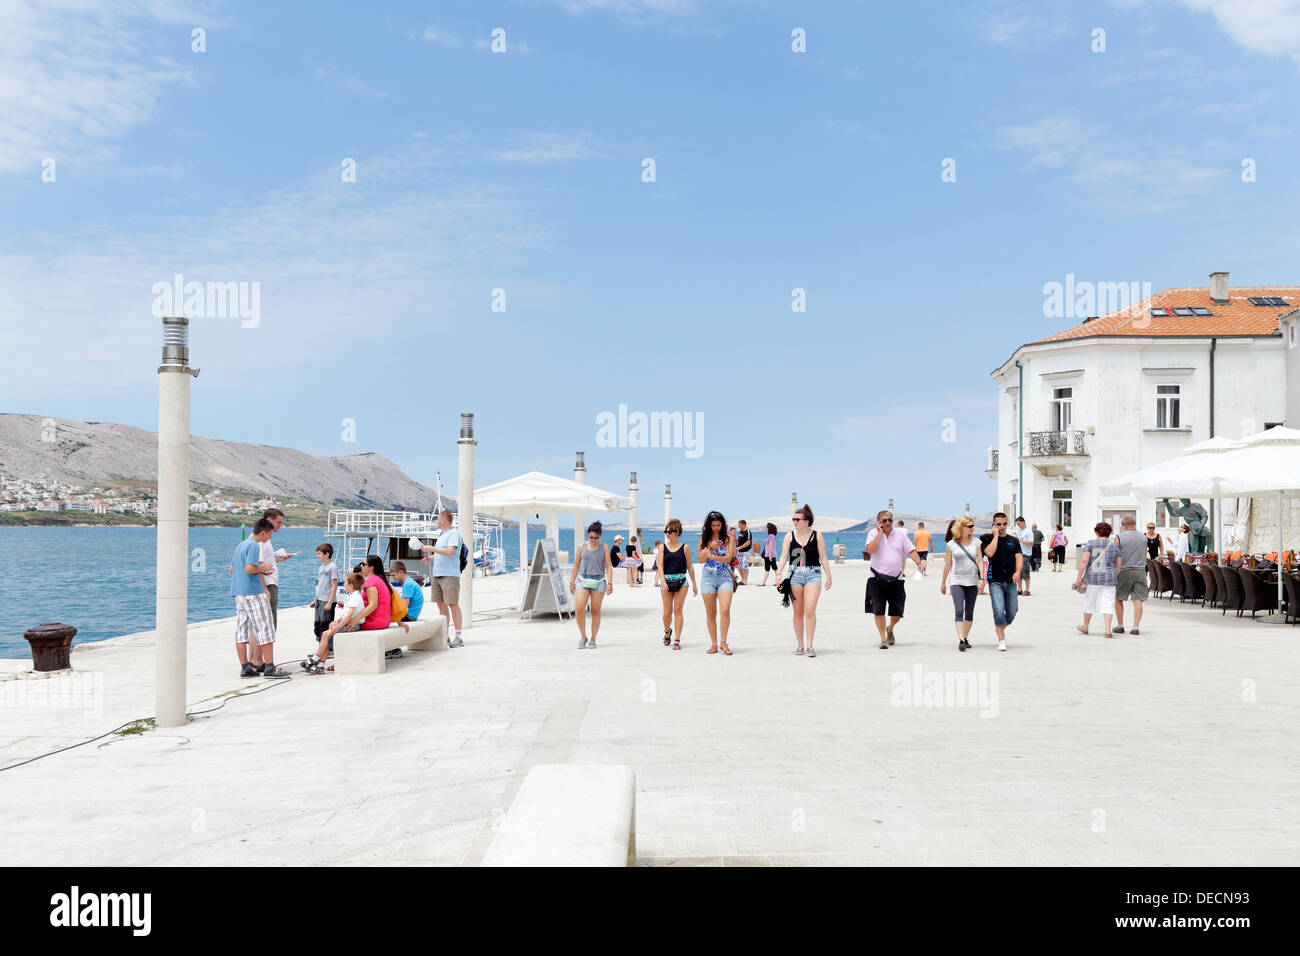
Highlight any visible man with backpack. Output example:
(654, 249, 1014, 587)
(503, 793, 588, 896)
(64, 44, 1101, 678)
(421, 510, 465, 647)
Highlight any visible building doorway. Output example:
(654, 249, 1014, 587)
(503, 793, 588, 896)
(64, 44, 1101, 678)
(1052, 489, 1073, 529)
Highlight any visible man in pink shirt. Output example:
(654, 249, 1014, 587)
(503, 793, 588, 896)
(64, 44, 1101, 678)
(864, 509, 926, 648)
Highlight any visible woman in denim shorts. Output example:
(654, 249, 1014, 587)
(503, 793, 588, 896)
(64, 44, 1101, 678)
(697, 511, 736, 655)
(778, 503, 832, 657)
(568, 521, 614, 648)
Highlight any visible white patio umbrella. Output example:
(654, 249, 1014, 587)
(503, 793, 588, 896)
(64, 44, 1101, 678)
(1102, 427, 1300, 620)
(473, 471, 634, 596)
(1200, 427, 1300, 620)
(1097, 435, 1241, 499)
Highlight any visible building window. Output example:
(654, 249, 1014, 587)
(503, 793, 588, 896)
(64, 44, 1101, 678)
(1156, 384, 1181, 429)
(1051, 387, 1073, 432)
(1155, 500, 1172, 526)
(1052, 489, 1072, 528)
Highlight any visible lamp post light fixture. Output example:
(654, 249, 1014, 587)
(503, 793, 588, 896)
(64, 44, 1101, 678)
(156, 317, 198, 728)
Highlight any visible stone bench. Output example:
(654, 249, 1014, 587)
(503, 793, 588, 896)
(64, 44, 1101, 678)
(482, 764, 636, 867)
(333, 615, 447, 675)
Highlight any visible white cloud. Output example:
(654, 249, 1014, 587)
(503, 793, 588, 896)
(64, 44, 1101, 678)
(0, 134, 562, 394)
(548, 0, 697, 14)
(996, 110, 1223, 212)
(488, 132, 607, 164)
(312, 68, 392, 99)
(979, 1, 1072, 45)
(0, 0, 210, 174)
(1176, 0, 1300, 64)
(421, 26, 461, 47)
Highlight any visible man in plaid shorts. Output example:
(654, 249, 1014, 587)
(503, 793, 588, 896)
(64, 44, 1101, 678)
(232, 518, 290, 678)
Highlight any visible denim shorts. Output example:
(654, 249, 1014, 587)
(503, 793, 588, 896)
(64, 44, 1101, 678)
(576, 575, 607, 593)
(700, 564, 734, 594)
(790, 566, 822, 588)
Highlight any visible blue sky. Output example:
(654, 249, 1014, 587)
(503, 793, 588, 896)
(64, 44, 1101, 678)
(3, 0, 1299, 520)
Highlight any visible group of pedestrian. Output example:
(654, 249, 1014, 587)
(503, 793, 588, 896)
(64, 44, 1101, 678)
(1074, 515, 1148, 637)
(227, 507, 468, 679)
(567, 507, 837, 658)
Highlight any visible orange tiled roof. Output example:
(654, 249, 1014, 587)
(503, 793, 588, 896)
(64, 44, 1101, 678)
(1036, 285, 1300, 342)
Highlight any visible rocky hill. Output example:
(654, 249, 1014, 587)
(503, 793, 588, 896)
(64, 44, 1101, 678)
(0, 414, 442, 510)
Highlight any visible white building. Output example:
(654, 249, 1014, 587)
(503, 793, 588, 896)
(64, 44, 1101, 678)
(989, 272, 1299, 551)
(1283, 308, 1300, 427)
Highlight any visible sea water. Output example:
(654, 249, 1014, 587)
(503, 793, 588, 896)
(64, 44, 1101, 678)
(0, 525, 948, 657)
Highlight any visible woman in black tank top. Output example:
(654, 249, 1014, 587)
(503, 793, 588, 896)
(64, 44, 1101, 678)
(778, 503, 832, 657)
(655, 518, 697, 650)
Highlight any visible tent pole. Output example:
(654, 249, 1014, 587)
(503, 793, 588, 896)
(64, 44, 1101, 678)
(1279, 490, 1285, 615)
(519, 513, 529, 604)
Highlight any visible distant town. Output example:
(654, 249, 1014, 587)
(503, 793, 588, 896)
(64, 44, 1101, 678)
(0, 471, 324, 526)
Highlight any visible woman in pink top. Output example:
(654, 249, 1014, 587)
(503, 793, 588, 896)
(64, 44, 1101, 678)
(360, 554, 393, 630)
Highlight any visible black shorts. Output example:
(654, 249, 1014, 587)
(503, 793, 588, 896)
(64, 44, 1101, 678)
(763, 556, 777, 571)
(866, 572, 906, 618)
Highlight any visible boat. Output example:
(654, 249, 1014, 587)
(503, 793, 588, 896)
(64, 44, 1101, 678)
(324, 472, 506, 584)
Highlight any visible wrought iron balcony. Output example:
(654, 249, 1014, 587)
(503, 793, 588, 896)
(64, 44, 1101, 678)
(1025, 429, 1086, 456)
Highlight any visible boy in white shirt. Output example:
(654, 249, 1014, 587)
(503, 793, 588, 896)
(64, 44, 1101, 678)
(302, 572, 366, 674)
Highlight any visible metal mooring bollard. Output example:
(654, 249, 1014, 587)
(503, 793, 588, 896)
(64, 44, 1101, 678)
(23, 622, 77, 672)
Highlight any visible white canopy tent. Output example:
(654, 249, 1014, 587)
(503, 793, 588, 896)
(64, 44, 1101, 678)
(1100, 426, 1300, 619)
(473, 471, 634, 596)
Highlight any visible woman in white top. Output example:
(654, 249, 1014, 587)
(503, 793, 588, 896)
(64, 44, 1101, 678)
(1174, 523, 1190, 562)
(940, 516, 985, 652)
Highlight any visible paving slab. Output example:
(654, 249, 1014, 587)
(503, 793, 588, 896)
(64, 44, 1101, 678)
(1, 561, 1297, 865)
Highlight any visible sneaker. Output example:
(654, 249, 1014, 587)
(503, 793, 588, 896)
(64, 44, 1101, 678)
(306, 661, 327, 675)
(578, 637, 588, 649)
(588, 641, 598, 649)
(806, 646, 816, 658)
(886, 629, 895, 646)
(1130, 628, 1140, 636)
(998, 640, 1007, 652)
(385, 648, 403, 660)
(240, 662, 259, 678)
(299, 656, 316, 671)
(795, 647, 805, 656)
(1113, 626, 1125, 634)
(449, 635, 464, 648)
(958, 641, 967, 652)
(960, 639, 971, 651)
(261, 665, 291, 679)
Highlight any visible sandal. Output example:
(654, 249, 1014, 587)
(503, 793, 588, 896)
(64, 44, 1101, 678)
(663, 628, 672, 646)
(1075, 625, 1089, 635)
(720, 643, 732, 656)
(707, 645, 718, 654)
(672, 639, 680, 650)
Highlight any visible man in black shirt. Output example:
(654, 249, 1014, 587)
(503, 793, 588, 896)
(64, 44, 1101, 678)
(610, 535, 623, 571)
(979, 512, 1022, 652)
(735, 520, 753, 586)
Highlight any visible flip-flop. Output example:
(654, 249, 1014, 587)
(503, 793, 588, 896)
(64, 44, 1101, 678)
(720, 643, 732, 656)
(707, 646, 718, 654)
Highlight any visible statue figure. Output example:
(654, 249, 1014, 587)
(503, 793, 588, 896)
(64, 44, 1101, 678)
(1162, 498, 1211, 554)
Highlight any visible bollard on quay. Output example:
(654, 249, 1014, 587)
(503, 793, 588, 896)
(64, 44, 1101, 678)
(23, 623, 77, 672)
